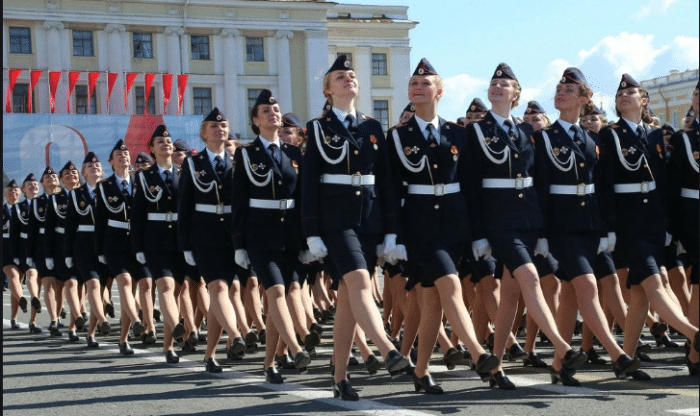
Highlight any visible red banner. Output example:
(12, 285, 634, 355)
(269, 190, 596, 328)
(49, 71, 62, 113)
(67, 71, 81, 114)
(144, 73, 155, 115)
(5, 69, 22, 113)
(177, 74, 188, 115)
(28, 70, 43, 114)
(124, 72, 138, 112)
(162, 73, 173, 115)
(107, 72, 118, 111)
(87, 72, 100, 114)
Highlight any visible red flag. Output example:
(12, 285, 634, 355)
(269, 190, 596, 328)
(124, 72, 138, 112)
(162, 73, 173, 115)
(107, 72, 118, 111)
(28, 70, 43, 113)
(49, 71, 62, 113)
(177, 74, 188, 115)
(87, 72, 100, 114)
(5, 69, 22, 113)
(67, 71, 81, 114)
(144, 73, 156, 115)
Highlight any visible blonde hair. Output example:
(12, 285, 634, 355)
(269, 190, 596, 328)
(199, 120, 229, 144)
(512, 81, 522, 108)
(408, 75, 445, 103)
(578, 83, 594, 118)
(322, 71, 358, 106)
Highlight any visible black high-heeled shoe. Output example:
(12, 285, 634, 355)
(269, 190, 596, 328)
(504, 343, 527, 361)
(68, 331, 80, 342)
(365, 354, 381, 375)
(650, 322, 668, 339)
(18, 296, 28, 313)
(384, 350, 409, 377)
(655, 334, 679, 348)
(523, 352, 548, 368)
(304, 331, 321, 352)
(119, 342, 134, 355)
(332, 379, 359, 401)
(549, 366, 580, 386)
(98, 321, 111, 336)
(86, 336, 99, 348)
(612, 354, 641, 379)
(489, 370, 516, 390)
(443, 347, 462, 370)
(413, 373, 443, 394)
(204, 357, 222, 373)
(264, 367, 284, 384)
(228, 337, 246, 360)
(560, 349, 587, 370)
(165, 350, 180, 364)
(475, 353, 500, 374)
(584, 347, 608, 365)
(294, 351, 311, 373)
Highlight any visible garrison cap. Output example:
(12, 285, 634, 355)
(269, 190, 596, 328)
(661, 123, 676, 135)
(110, 139, 128, 159)
(5, 179, 18, 189)
(282, 113, 303, 128)
(467, 98, 488, 114)
(83, 151, 99, 164)
(254, 89, 277, 108)
(525, 101, 546, 115)
(584, 104, 606, 117)
(135, 152, 153, 165)
(173, 140, 189, 152)
(617, 73, 641, 91)
(492, 63, 517, 82)
(204, 107, 226, 122)
(59, 161, 78, 176)
(327, 55, 353, 74)
(23, 173, 37, 184)
(41, 166, 56, 179)
(413, 58, 438, 76)
(151, 124, 170, 139)
(560, 67, 587, 85)
(403, 103, 416, 113)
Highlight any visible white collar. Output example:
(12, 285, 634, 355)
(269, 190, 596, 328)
(414, 114, 440, 137)
(332, 107, 356, 123)
(114, 173, 130, 184)
(205, 147, 226, 162)
(556, 119, 577, 138)
(258, 135, 281, 150)
(86, 183, 96, 193)
(622, 117, 641, 132)
(157, 164, 173, 176)
(489, 110, 515, 129)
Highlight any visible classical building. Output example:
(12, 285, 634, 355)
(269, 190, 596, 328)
(642, 69, 698, 130)
(3, 0, 417, 137)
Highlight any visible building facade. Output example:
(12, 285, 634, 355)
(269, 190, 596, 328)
(3, 0, 417, 137)
(642, 69, 699, 130)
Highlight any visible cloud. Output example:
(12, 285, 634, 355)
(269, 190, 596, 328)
(439, 73, 489, 117)
(632, 0, 678, 19)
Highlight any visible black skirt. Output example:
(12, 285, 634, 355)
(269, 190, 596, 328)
(249, 250, 298, 291)
(617, 235, 664, 287)
(533, 253, 559, 277)
(408, 240, 462, 287)
(104, 250, 151, 281)
(549, 232, 598, 282)
(594, 250, 617, 279)
(323, 229, 380, 284)
(487, 229, 538, 276)
(191, 247, 236, 286)
(145, 250, 187, 285)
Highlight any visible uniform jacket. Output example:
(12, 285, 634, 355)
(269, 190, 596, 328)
(64, 183, 97, 259)
(3, 203, 12, 255)
(9, 199, 31, 261)
(26, 193, 49, 259)
(132, 163, 179, 253)
(666, 120, 699, 239)
(44, 189, 70, 260)
(94, 173, 134, 256)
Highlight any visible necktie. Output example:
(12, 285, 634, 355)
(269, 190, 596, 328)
(426, 124, 439, 147)
(345, 114, 357, 134)
(504, 119, 514, 138)
(636, 126, 648, 146)
(90, 189, 96, 201)
(214, 156, 224, 177)
(121, 180, 129, 197)
(269, 144, 281, 165)
(163, 170, 173, 187)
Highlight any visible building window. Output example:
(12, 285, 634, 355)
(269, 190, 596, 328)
(247, 89, 263, 115)
(246, 37, 264, 62)
(372, 53, 387, 75)
(193, 87, 212, 115)
(75, 85, 97, 114)
(9, 27, 32, 54)
(133, 33, 153, 59)
(338, 52, 353, 68)
(135, 86, 156, 115)
(191, 36, 210, 60)
(373, 100, 389, 132)
(672, 111, 679, 128)
(72, 30, 94, 57)
(12, 83, 33, 113)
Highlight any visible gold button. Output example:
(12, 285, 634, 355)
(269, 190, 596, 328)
(518, 193, 524, 199)
(643, 198, 648, 204)
(278, 181, 283, 185)
(433, 164, 438, 169)
(580, 201, 586, 207)
(644, 164, 649, 169)
(220, 218, 224, 222)
(579, 162, 585, 168)
(516, 173, 522, 178)
(434, 204, 440, 209)
(218, 185, 222, 190)
(167, 224, 172, 228)
(356, 171, 361, 175)
(355, 191, 361, 196)
(280, 218, 285, 222)
(514, 154, 519, 159)
(167, 196, 172, 200)
(354, 150, 359, 155)
(126, 231, 130, 235)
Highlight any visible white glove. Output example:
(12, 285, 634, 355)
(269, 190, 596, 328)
(376, 244, 386, 267)
(665, 232, 672, 247)
(136, 252, 146, 265)
(26, 257, 36, 268)
(298, 250, 313, 265)
(607, 232, 617, 252)
(235, 249, 250, 268)
(389, 244, 408, 265)
(98, 255, 107, 264)
(471, 239, 491, 260)
(45, 257, 54, 270)
(306, 236, 328, 261)
(597, 237, 608, 255)
(677, 241, 686, 255)
(65, 257, 74, 268)
(534, 238, 549, 258)
(14, 258, 20, 266)
(184, 251, 196, 266)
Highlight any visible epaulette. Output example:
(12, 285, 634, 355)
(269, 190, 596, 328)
(362, 114, 373, 120)
(610, 123, 619, 129)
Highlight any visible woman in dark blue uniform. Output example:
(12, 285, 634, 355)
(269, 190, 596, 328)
(666, 81, 699, 375)
(599, 74, 700, 379)
(467, 63, 588, 389)
(132, 125, 189, 364)
(95, 141, 148, 354)
(4, 179, 28, 328)
(178, 108, 247, 372)
(388, 59, 499, 394)
(65, 152, 112, 347)
(301, 55, 408, 400)
(534, 68, 640, 385)
(231, 90, 313, 383)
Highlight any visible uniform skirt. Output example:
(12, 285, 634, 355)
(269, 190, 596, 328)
(617, 235, 664, 288)
(487, 229, 538, 276)
(408, 240, 462, 288)
(191, 247, 236, 285)
(533, 253, 558, 277)
(145, 250, 187, 285)
(594, 250, 617, 279)
(16, 236, 31, 273)
(249, 250, 299, 291)
(548, 232, 598, 282)
(104, 250, 151, 281)
(3, 236, 14, 268)
(678, 232, 699, 285)
(383, 261, 405, 278)
(465, 253, 498, 284)
(54, 255, 81, 283)
(323, 229, 380, 284)
(185, 265, 202, 282)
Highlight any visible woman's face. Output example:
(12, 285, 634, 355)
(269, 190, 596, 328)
(254, 104, 282, 131)
(42, 172, 59, 190)
(82, 161, 103, 181)
(488, 79, 518, 106)
(692, 88, 699, 115)
(280, 127, 302, 146)
(110, 149, 131, 171)
(580, 114, 604, 134)
(172, 151, 186, 166)
(615, 88, 647, 116)
(4, 187, 21, 204)
(554, 83, 586, 113)
(151, 136, 174, 161)
(408, 76, 441, 105)
(326, 70, 358, 100)
(224, 138, 238, 155)
(22, 181, 39, 199)
(204, 121, 230, 147)
(522, 113, 548, 131)
(61, 168, 81, 189)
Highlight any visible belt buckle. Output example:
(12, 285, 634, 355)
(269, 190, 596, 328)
(640, 182, 650, 193)
(577, 183, 587, 196)
(351, 174, 362, 187)
(165, 212, 174, 222)
(279, 200, 287, 210)
(515, 177, 525, 190)
(434, 184, 445, 197)
(215, 204, 224, 215)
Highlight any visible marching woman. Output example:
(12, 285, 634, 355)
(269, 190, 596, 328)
(599, 74, 699, 379)
(665, 81, 699, 375)
(302, 55, 409, 400)
(533, 68, 641, 385)
(467, 63, 588, 389)
(178, 108, 247, 373)
(65, 152, 112, 347)
(231, 90, 313, 383)
(4, 180, 28, 328)
(95, 141, 148, 354)
(131, 125, 189, 364)
(389, 58, 499, 394)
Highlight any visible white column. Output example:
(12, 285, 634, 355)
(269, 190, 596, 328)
(276, 30, 293, 114)
(355, 46, 372, 114)
(44, 20, 66, 113)
(390, 47, 411, 123)
(2, 22, 7, 69)
(267, 35, 277, 77)
(221, 28, 241, 133)
(34, 23, 49, 113)
(164, 26, 184, 115)
(178, 32, 191, 115)
(305, 29, 328, 120)
(105, 23, 126, 114)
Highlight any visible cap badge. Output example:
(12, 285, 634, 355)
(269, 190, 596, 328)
(496, 70, 502, 76)
(621, 81, 627, 88)
(344, 60, 350, 68)
(216, 115, 222, 121)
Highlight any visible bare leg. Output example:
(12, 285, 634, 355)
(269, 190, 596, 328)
(156, 277, 180, 350)
(244, 277, 265, 333)
(85, 279, 107, 337)
(206, 279, 241, 358)
(668, 266, 690, 315)
(400, 287, 421, 357)
(138, 277, 155, 333)
(414, 286, 442, 378)
(64, 279, 82, 332)
(43, 277, 58, 323)
(286, 281, 311, 339)
(434, 275, 486, 359)
(229, 279, 251, 335)
(333, 280, 358, 383)
(390, 275, 408, 339)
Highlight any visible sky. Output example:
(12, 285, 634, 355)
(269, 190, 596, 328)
(341, 0, 700, 122)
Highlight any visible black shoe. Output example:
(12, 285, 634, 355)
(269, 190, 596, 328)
(172, 323, 186, 340)
(57, 319, 65, 328)
(98, 321, 111, 336)
(48, 321, 62, 337)
(321, 309, 334, 322)
(384, 350, 409, 377)
(181, 341, 197, 353)
(245, 331, 258, 351)
(612, 354, 641, 379)
(635, 351, 652, 362)
(105, 302, 115, 318)
(276, 354, 296, 370)
(631, 369, 651, 381)
(165, 350, 180, 364)
(655, 334, 679, 348)
(505, 343, 527, 361)
(348, 352, 360, 366)
(475, 353, 500, 375)
(365, 354, 381, 375)
(310, 322, 324, 335)
(294, 351, 311, 372)
(523, 352, 548, 368)
(650, 322, 668, 338)
(153, 308, 162, 323)
(636, 339, 652, 353)
(313, 308, 322, 321)
(584, 347, 608, 365)
(332, 379, 359, 401)
(443, 347, 463, 370)
(403, 359, 416, 376)
(131, 322, 146, 338)
(228, 337, 246, 360)
(561, 349, 588, 370)
(484, 333, 495, 352)
(31, 296, 41, 313)
(613, 323, 624, 335)
(205, 357, 222, 373)
(573, 319, 583, 336)
(413, 373, 443, 394)
(18, 297, 28, 313)
(68, 331, 80, 342)
(409, 348, 418, 363)
(264, 367, 284, 384)
(184, 332, 198, 349)
(86, 336, 99, 348)
(539, 331, 550, 344)
(549, 366, 580, 386)
(694, 331, 700, 353)
(119, 342, 134, 355)
(28, 323, 42, 334)
(60, 307, 67, 319)
(489, 370, 516, 390)
(10, 320, 20, 329)
(686, 358, 699, 376)
(75, 315, 86, 331)
(142, 330, 157, 345)
(304, 331, 321, 352)
(257, 329, 266, 345)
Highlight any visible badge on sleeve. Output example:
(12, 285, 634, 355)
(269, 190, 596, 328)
(451, 145, 459, 161)
(370, 135, 378, 150)
(694, 151, 699, 160)
(291, 160, 299, 174)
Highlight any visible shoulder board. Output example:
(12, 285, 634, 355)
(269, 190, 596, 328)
(362, 114, 373, 120)
(610, 124, 619, 129)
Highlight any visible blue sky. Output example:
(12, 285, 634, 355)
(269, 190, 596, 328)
(342, 0, 699, 121)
